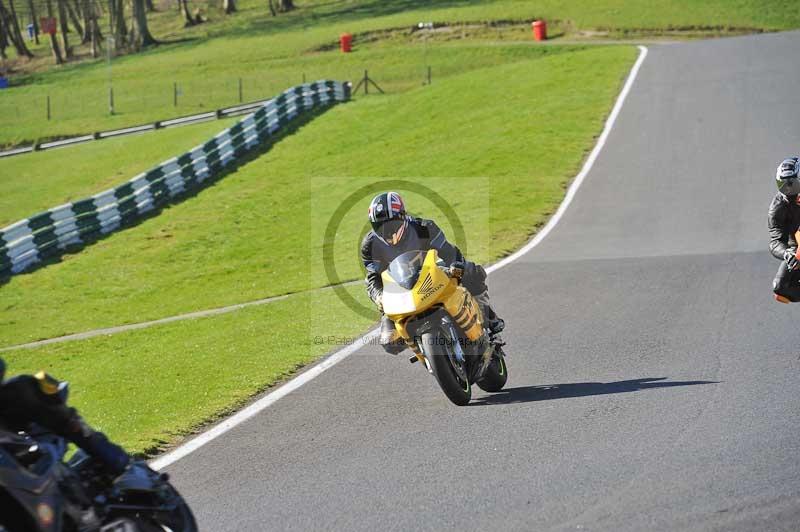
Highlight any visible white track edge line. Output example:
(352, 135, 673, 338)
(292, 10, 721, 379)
(487, 44, 649, 274)
(150, 45, 649, 471)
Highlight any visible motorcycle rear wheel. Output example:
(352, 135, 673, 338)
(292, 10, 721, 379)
(420, 331, 471, 406)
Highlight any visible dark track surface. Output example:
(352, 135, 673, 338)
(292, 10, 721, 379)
(166, 33, 800, 531)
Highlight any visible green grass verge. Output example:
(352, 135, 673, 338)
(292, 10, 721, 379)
(2, 0, 798, 145)
(2, 285, 375, 455)
(0, 118, 238, 227)
(0, 43, 570, 196)
(0, 46, 637, 349)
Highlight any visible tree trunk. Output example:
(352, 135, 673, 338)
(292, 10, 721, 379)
(223, 0, 235, 14)
(26, 0, 39, 43)
(57, 0, 71, 58)
(128, 0, 155, 50)
(108, 0, 126, 50)
(177, 0, 192, 25)
(43, 0, 63, 63)
(144, 0, 153, 12)
(80, 0, 91, 42)
(0, 11, 8, 59)
(267, 0, 276, 16)
(65, 0, 84, 40)
(89, 12, 99, 56)
(278, 0, 293, 11)
(1, 0, 33, 58)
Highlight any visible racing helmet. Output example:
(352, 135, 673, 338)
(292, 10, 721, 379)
(776, 157, 800, 198)
(368, 192, 409, 246)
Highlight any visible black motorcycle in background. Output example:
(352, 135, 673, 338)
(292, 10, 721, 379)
(0, 426, 196, 532)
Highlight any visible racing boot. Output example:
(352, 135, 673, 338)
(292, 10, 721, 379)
(379, 315, 406, 355)
(474, 291, 505, 335)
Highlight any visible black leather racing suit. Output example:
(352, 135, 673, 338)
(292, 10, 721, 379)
(360, 217, 498, 353)
(769, 193, 800, 301)
(0, 370, 130, 475)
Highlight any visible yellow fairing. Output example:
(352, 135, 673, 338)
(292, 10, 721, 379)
(383, 250, 484, 345)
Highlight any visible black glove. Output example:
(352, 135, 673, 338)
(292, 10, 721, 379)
(73, 426, 130, 476)
(784, 249, 799, 270)
(448, 261, 465, 280)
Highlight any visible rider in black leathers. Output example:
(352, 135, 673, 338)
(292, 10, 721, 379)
(0, 357, 130, 476)
(770, 157, 800, 303)
(360, 192, 504, 354)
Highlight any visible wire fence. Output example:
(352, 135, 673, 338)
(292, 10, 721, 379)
(0, 61, 441, 144)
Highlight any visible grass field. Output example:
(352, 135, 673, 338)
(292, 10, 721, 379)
(1, 0, 798, 146)
(2, 45, 636, 454)
(0, 118, 237, 226)
(0, 46, 636, 347)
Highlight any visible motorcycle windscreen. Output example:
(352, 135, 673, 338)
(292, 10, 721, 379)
(385, 250, 427, 290)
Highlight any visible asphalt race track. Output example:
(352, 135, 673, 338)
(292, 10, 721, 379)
(165, 32, 800, 531)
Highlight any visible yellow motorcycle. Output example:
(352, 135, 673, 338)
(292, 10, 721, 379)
(381, 249, 508, 405)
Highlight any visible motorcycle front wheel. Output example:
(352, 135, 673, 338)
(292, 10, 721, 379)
(419, 330, 471, 406)
(476, 347, 508, 393)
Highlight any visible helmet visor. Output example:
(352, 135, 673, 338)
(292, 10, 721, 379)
(779, 177, 800, 197)
(375, 219, 407, 245)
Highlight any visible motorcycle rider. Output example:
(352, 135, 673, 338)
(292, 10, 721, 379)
(0, 357, 130, 476)
(770, 157, 800, 303)
(360, 191, 504, 354)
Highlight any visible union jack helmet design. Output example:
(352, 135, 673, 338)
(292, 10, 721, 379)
(368, 192, 408, 246)
(368, 192, 405, 224)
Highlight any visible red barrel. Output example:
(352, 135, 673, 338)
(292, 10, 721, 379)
(532, 20, 547, 41)
(340, 33, 353, 53)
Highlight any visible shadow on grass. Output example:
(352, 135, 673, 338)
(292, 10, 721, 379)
(228, 0, 500, 39)
(0, 103, 342, 287)
(470, 377, 718, 406)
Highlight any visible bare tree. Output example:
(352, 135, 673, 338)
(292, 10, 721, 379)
(85, 0, 101, 57)
(26, 0, 39, 43)
(108, 0, 126, 49)
(0, 11, 8, 59)
(42, 0, 63, 63)
(65, 0, 84, 41)
(57, 0, 72, 58)
(0, 0, 33, 58)
(175, 0, 192, 25)
(128, 0, 156, 50)
(89, 12, 99, 56)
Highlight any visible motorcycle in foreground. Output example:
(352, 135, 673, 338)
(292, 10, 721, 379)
(382, 249, 508, 405)
(0, 413, 196, 531)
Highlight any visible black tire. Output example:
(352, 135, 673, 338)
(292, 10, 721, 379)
(117, 482, 198, 532)
(129, 500, 197, 532)
(477, 349, 508, 393)
(420, 331, 471, 406)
